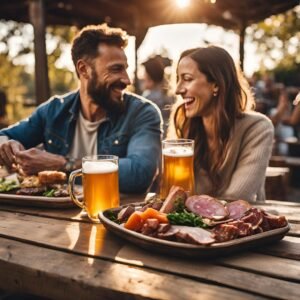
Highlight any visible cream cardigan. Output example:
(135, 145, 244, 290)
(195, 112, 274, 202)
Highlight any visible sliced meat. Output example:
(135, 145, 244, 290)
(263, 214, 288, 229)
(157, 226, 180, 239)
(141, 218, 160, 236)
(213, 224, 240, 242)
(226, 200, 252, 220)
(16, 186, 47, 195)
(228, 220, 253, 237)
(157, 223, 171, 233)
(117, 206, 135, 223)
(172, 226, 215, 245)
(185, 195, 228, 220)
(241, 208, 263, 230)
(160, 186, 187, 214)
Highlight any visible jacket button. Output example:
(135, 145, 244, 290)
(114, 140, 119, 145)
(48, 139, 52, 144)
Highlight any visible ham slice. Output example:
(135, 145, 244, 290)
(173, 226, 215, 245)
(213, 224, 240, 242)
(241, 208, 263, 229)
(160, 186, 187, 213)
(185, 195, 228, 220)
(226, 200, 252, 220)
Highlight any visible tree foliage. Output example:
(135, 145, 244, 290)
(249, 6, 300, 85)
(0, 21, 78, 121)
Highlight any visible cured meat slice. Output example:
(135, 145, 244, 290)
(213, 224, 240, 242)
(185, 195, 228, 220)
(117, 206, 135, 223)
(226, 200, 252, 220)
(160, 186, 187, 213)
(241, 208, 263, 229)
(157, 226, 179, 239)
(228, 220, 253, 237)
(172, 226, 215, 245)
(263, 214, 288, 229)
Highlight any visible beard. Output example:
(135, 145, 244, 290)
(87, 68, 126, 115)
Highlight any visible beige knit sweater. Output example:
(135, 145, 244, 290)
(195, 111, 274, 202)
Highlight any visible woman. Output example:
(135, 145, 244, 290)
(169, 46, 274, 202)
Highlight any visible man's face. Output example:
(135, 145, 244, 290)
(86, 44, 131, 113)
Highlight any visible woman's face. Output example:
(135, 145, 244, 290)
(176, 56, 217, 118)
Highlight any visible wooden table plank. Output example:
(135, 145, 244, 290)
(116, 245, 300, 300)
(0, 238, 263, 300)
(216, 252, 300, 282)
(0, 210, 124, 260)
(257, 237, 300, 260)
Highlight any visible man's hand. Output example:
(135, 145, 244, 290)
(0, 140, 25, 170)
(14, 148, 66, 175)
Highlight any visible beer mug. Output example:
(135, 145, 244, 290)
(69, 155, 119, 223)
(160, 139, 195, 199)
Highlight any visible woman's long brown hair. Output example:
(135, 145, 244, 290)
(172, 46, 255, 193)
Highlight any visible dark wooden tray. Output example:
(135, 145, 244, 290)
(99, 202, 290, 258)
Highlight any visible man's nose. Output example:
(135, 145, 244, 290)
(121, 71, 131, 86)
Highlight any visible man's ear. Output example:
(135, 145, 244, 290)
(77, 59, 90, 79)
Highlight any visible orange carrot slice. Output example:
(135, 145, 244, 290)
(124, 211, 144, 231)
(141, 208, 169, 223)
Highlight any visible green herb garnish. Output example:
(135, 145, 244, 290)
(167, 210, 208, 228)
(43, 189, 55, 197)
(0, 180, 20, 192)
(107, 211, 120, 223)
(174, 197, 186, 212)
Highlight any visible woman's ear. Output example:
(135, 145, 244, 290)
(76, 59, 90, 79)
(212, 84, 219, 97)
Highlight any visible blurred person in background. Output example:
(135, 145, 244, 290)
(141, 56, 175, 137)
(168, 45, 274, 202)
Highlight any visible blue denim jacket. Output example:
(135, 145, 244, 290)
(0, 91, 162, 193)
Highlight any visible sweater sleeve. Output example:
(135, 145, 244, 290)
(221, 117, 274, 202)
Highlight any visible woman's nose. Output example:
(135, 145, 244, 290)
(175, 84, 185, 95)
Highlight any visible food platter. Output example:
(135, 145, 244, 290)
(99, 202, 290, 258)
(0, 192, 75, 208)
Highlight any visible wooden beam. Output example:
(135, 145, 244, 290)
(29, 0, 50, 105)
(239, 23, 246, 71)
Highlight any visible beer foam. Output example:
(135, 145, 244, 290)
(83, 161, 118, 174)
(163, 146, 193, 157)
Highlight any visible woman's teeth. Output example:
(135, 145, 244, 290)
(184, 98, 194, 105)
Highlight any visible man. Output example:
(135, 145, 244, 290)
(0, 24, 162, 193)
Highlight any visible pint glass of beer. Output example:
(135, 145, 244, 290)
(69, 155, 119, 223)
(160, 139, 195, 199)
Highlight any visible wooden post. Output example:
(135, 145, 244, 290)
(29, 0, 50, 105)
(239, 23, 246, 71)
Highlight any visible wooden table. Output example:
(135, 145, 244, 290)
(0, 196, 299, 300)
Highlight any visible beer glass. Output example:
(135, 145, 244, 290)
(160, 139, 195, 199)
(69, 155, 119, 223)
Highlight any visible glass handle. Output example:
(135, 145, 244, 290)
(68, 169, 84, 209)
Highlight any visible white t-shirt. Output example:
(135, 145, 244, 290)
(68, 111, 107, 159)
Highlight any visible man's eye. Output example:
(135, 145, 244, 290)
(183, 77, 192, 81)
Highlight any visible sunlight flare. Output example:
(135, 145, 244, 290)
(176, 0, 191, 9)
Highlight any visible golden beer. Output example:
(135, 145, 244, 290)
(83, 161, 119, 221)
(69, 155, 119, 223)
(160, 141, 195, 199)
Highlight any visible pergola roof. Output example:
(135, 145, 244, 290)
(0, 0, 299, 103)
(1, 0, 299, 45)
